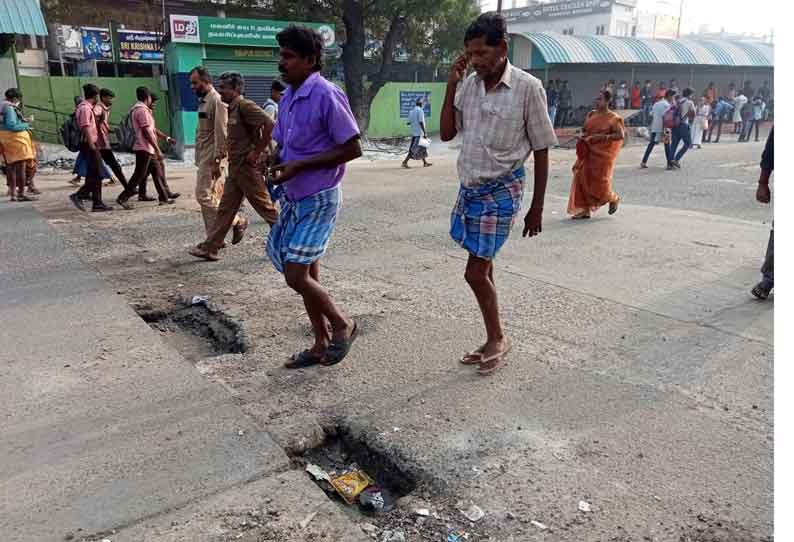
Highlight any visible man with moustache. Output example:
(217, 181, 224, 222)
(189, 66, 244, 238)
(440, 13, 557, 376)
(189, 72, 279, 261)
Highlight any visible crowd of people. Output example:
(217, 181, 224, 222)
(0, 14, 774, 373)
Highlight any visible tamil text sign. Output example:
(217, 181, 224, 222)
(170, 15, 334, 49)
(399, 91, 431, 119)
(117, 30, 164, 63)
(503, 0, 613, 23)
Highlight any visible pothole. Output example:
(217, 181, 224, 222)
(139, 302, 250, 362)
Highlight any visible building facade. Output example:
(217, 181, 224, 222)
(502, 0, 639, 37)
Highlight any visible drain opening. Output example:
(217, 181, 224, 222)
(298, 426, 417, 515)
(140, 303, 249, 361)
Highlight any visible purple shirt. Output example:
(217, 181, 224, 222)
(274, 72, 360, 201)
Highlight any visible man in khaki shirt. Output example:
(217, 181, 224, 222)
(190, 71, 279, 261)
(190, 66, 242, 237)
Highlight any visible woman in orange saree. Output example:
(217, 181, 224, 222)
(567, 90, 625, 219)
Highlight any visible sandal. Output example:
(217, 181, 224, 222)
(285, 349, 324, 369)
(460, 347, 485, 365)
(572, 212, 591, 220)
(608, 197, 620, 215)
(477, 338, 513, 376)
(320, 321, 359, 366)
(751, 283, 772, 300)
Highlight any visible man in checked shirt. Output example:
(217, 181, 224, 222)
(440, 12, 557, 376)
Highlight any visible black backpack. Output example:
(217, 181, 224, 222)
(60, 114, 82, 152)
(116, 111, 137, 152)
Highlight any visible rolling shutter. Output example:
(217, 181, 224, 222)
(204, 60, 280, 107)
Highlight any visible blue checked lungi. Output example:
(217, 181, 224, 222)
(266, 186, 341, 273)
(450, 167, 525, 260)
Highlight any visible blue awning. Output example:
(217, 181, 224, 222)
(0, 0, 48, 36)
(515, 32, 773, 67)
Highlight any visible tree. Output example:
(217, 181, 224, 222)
(271, 0, 478, 135)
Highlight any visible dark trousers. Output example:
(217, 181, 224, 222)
(99, 149, 128, 189)
(740, 119, 760, 142)
(760, 229, 773, 288)
(75, 145, 103, 205)
(139, 157, 174, 201)
(556, 107, 570, 127)
(641, 132, 671, 165)
(119, 151, 152, 201)
(705, 118, 722, 142)
(670, 123, 692, 163)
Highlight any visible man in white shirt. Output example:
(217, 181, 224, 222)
(440, 12, 557, 376)
(402, 98, 431, 168)
(641, 89, 674, 169)
(263, 79, 285, 122)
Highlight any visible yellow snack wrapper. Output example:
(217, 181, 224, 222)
(330, 470, 373, 504)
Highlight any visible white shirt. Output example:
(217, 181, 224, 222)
(408, 106, 425, 137)
(454, 60, 558, 187)
(733, 95, 748, 122)
(650, 100, 671, 133)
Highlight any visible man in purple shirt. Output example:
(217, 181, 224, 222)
(266, 26, 363, 368)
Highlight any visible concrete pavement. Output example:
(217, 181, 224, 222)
(4, 135, 773, 541)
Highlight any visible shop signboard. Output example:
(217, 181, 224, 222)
(170, 15, 335, 49)
(117, 30, 164, 63)
(82, 27, 113, 61)
(503, 0, 613, 24)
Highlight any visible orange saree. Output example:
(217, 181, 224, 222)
(567, 110, 624, 216)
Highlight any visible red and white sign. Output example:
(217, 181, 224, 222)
(170, 15, 199, 43)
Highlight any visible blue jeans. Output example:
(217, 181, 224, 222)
(548, 105, 557, 126)
(671, 123, 692, 162)
(641, 132, 671, 165)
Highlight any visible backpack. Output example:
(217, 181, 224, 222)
(116, 111, 137, 152)
(662, 101, 680, 129)
(60, 114, 82, 152)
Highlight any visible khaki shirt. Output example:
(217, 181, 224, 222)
(195, 87, 227, 166)
(226, 95, 269, 165)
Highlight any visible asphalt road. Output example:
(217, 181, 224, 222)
(10, 132, 773, 541)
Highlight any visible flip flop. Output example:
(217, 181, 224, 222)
(608, 197, 620, 215)
(477, 338, 513, 376)
(284, 349, 324, 369)
(751, 284, 771, 300)
(460, 347, 485, 365)
(320, 321, 359, 366)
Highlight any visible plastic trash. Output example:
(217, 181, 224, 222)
(458, 502, 484, 522)
(578, 500, 592, 513)
(359, 486, 385, 512)
(531, 520, 548, 530)
(299, 511, 318, 529)
(306, 463, 331, 482)
(331, 469, 373, 504)
(191, 295, 209, 306)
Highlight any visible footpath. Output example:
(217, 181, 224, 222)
(0, 202, 368, 542)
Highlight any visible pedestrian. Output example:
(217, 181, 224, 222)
(749, 95, 765, 142)
(669, 87, 696, 169)
(690, 96, 710, 149)
(189, 72, 279, 261)
(263, 79, 285, 122)
(704, 81, 717, 105)
(189, 66, 245, 239)
(557, 80, 572, 127)
(265, 25, 362, 368)
(655, 81, 667, 102)
(630, 80, 641, 110)
(640, 89, 674, 169)
(614, 80, 628, 109)
(751, 127, 773, 300)
(402, 98, 432, 168)
(68, 84, 112, 212)
(115, 87, 174, 209)
(726, 82, 736, 101)
(739, 95, 762, 142)
(546, 79, 559, 126)
(139, 93, 180, 203)
(742, 80, 755, 102)
(669, 79, 679, 95)
(758, 80, 771, 104)
(0, 88, 37, 202)
(732, 90, 747, 135)
(704, 96, 731, 143)
(69, 95, 84, 186)
(567, 90, 624, 219)
(94, 88, 128, 189)
(440, 13, 557, 375)
(641, 80, 654, 125)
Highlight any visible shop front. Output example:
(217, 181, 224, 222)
(165, 14, 335, 150)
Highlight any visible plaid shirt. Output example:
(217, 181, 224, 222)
(454, 61, 557, 188)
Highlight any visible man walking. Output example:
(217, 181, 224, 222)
(641, 80, 654, 125)
(69, 84, 112, 212)
(265, 26, 362, 368)
(189, 66, 244, 238)
(556, 80, 572, 128)
(669, 87, 695, 169)
(440, 13, 556, 376)
(94, 88, 128, 190)
(751, 127, 773, 300)
(189, 72, 279, 261)
(263, 79, 285, 121)
(641, 89, 674, 169)
(705, 96, 732, 143)
(732, 90, 747, 135)
(115, 87, 174, 209)
(402, 98, 431, 168)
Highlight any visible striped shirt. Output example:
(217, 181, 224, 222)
(454, 61, 557, 188)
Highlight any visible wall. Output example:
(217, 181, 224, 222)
(18, 75, 169, 144)
(367, 82, 447, 139)
(0, 49, 16, 91)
